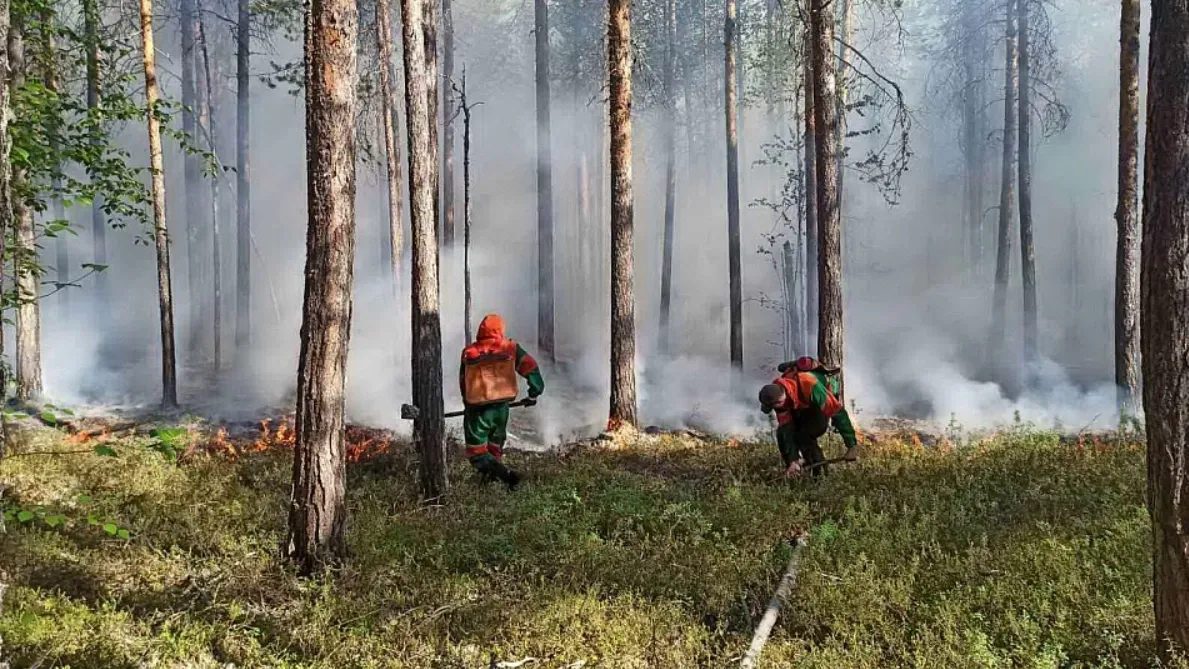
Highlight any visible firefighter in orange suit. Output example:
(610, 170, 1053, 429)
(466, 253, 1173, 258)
(460, 314, 545, 490)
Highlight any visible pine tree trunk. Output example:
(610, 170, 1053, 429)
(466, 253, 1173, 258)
(1115, 0, 1141, 413)
(402, 0, 447, 501)
(803, 19, 818, 347)
(424, 0, 440, 247)
(138, 0, 178, 407)
(10, 13, 40, 402)
(38, 9, 68, 314)
(834, 0, 854, 201)
(991, 0, 1018, 363)
(461, 73, 473, 343)
(961, 2, 987, 278)
(0, 0, 10, 409)
(782, 241, 802, 361)
(198, 10, 222, 375)
(441, 0, 454, 247)
(535, 0, 555, 360)
(608, 0, 637, 428)
(83, 0, 107, 305)
(659, 0, 676, 354)
(376, 0, 403, 288)
(286, 0, 357, 574)
(235, 0, 251, 354)
(1140, 0, 1189, 655)
(725, 0, 743, 372)
(811, 0, 842, 375)
(1017, 0, 1037, 364)
(181, 0, 203, 357)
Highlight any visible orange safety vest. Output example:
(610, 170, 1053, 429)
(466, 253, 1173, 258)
(462, 338, 520, 406)
(772, 371, 843, 426)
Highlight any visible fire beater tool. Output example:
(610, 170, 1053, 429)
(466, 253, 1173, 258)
(400, 397, 537, 421)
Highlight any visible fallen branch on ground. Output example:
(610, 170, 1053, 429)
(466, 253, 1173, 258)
(739, 536, 808, 668)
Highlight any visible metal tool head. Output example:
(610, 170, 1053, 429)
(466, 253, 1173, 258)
(400, 403, 420, 420)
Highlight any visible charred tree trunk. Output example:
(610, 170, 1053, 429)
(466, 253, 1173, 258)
(990, 0, 1018, 365)
(659, 0, 677, 354)
(286, 0, 358, 574)
(811, 0, 842, 375)
(536, 0, 555, 361)
(235, 0, 251, 354)
(181, 0, 203, 357)
(198, 11, 222, 375)
(402, 0, 446, 501)
(1017, 0, 1037, 365)
(459, 72, 473, 343)
(442, 0, 454, 247)
(608, 0, 637, 428)
(376, 0, 403, 288)
(1115, 0, 1141, 413)
(83, 0, 107, 304)
(803, 20, 818, 347)
(138, 0, 178, 407)
(10, 13, 41, 402)
(725, 0, 743, 372)
(1140, 0, 1189, 655)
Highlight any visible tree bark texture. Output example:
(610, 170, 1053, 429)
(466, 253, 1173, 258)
(1017, 0, 1037, 364)
(10, 13, 40, 402)
(608, 0, 637, 428)
(725, 0, 743, 372)
(424, 0, 439, 249)
(1115, 0, 1141, 413)
(1141, 0, 1189, 657)
(0, 0, 10, 403)
(536, 0, 555, 360)
(803, 21, 818, 347)
(811, 0, 842, 376)
(138, 0, 178, 407)
(235, 0, 251, 353)
(834, 0, 854, 203)
(402, 0, 447, 501)
(659, 0, 676, 354)
(286, 0, 358, 574)
(83, 0, 107, 304)
(441, 0, 454, 247)
(991, 0, 1018, 363)
(38, 9, 68, 315)
(376, 0, 403, 289)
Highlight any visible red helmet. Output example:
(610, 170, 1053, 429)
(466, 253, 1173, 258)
(794, 356, 817, 372)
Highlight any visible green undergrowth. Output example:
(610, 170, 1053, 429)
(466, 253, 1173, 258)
(0, 424, 1169, 668)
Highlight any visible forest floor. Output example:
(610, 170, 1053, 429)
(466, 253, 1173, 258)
(0, 413, 1175, 668)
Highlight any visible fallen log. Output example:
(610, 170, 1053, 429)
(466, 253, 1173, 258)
(739, 536, 808, 668)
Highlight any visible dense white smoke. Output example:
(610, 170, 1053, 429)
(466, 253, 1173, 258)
(30, 0, 1138, 445)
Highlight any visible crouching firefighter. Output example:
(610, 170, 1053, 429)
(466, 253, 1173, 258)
(460, 314, 545, 490)
(758, 356, 859, 478)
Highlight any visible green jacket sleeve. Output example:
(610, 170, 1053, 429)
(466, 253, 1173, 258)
(515, 344, 546, 397)
(809, 377, 858, 447)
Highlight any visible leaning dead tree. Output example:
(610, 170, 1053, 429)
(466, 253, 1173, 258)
(138, 0, 178, 407)
(287, 0, 359, 574)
